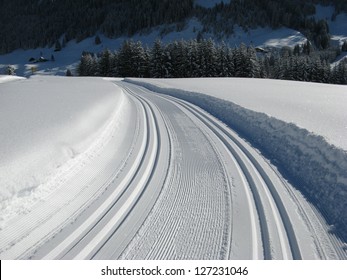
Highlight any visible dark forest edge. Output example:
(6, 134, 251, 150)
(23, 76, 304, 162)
(77, 39, 347, 85)
(1, 0, 346, 54)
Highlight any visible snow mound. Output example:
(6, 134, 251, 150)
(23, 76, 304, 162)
(136, 78, 347, 151)
(0, 76, 124, 226)
(0, 75, 26, 84)
(127, 78, 347, 241)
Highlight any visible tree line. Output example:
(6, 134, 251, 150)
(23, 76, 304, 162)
(77, 39, 347, 85)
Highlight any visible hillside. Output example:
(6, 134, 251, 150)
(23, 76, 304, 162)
(1, 0, 346, 54)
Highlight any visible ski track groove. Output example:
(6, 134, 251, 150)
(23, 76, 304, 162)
(152, 93, 229, 260)
(0, 89, 134, 260)
(37, 94, 146, 260)
(122, 84, 346, 260)
(160, 95, 258, 259)
(168, 95, 298, 259)
(3, 81, 345, 260)
(121, 85, 230, 260)
(89, 85, 172, 260)
(70, 90, 160, 260)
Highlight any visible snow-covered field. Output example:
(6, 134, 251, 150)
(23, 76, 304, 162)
(0, 76, 126, 228)
(127, 78, 347, 243)
(0, 76, 346, 260)
(130, 78, 347, 151)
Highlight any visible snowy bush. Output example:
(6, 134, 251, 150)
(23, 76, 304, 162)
(128, 79, 347, 241)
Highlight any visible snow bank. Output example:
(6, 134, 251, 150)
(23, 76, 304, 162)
(135, 78, 347, 151)
(127, 78, 347, 240)
(0, 75, 26, 84)
(0, 76, 124, 224)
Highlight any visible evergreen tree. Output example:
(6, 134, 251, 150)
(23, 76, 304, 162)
(303, 40, 312, 55)
(247, 46, 260, 78)
(66, 69, 73, 76)
(117, 41, 135, 77)
(342, 41, 347, 52)
(54, 40, 62, 52)
(95, 35, 102, 45)
(333, 61, 347, 84)
(77, 54, 97, 76)
(5, 65, 15, 75)
(186, 40, 200, 77)
(99, 49, 113, 77)
(150, 40, 165, 78)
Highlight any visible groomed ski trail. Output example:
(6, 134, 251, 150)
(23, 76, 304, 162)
(1, 81, 345, 260)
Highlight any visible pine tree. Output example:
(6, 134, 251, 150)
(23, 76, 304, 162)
(133, 41, 149, 78)
(99, 49, 113, 77)
(247, 46, 260, 78)
(302, 40, 312, 55)
(77, 54, 97, 76)
(150, 40, 168, 78)
(201, 39, 217, 77)
(66, 69, 73, 76)
(95, 35, 102, 45)
(170, 40, 189, 78)
(5, 65, 15, 75)
(54, 40, 62, 52)
(216, 42, 229, 77)
(334, 61, 347, 84)
(342, 41, 347, 52)
(117, 41, 135, 77)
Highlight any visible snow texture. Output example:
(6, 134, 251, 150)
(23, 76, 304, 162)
(127, 78, 347, 241)
(0, 76, 123, 227)
(0, 75, 26, 84)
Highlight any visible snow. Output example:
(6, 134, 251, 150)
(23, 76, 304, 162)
(0, 21, 310, 77)
(330, 12, 347, 47)
(130, 78, 347, 151)
(0, 4, 346, 78)
(127, 78, 347, 240)
(0, 76, 345, 259)
(0, 76, 125, 227)
(314, 5, 335, 21)
(0, 75, 26, 84)
(314, 5, 347, 47)
(228, 26, 307, 48)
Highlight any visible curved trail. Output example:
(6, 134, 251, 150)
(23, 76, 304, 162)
(0, 81, 344, 260)
(119, 82, 345, 260)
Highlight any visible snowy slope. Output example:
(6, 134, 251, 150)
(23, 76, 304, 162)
(0, 76, 126, 227)
(0, 75, 25, 84)
(314, 5, 347, 47)
(0, 77, 345, 260)
(129, 78, 347, 151)
(127, 78, 347, 243)
(0, 22, 306, 77)
(0, 4, 346, 77)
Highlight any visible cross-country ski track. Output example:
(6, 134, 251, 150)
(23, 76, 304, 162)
(0, 81, 345, 260)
